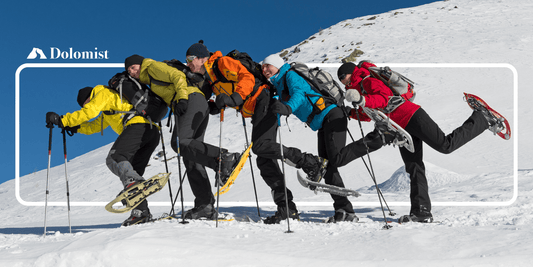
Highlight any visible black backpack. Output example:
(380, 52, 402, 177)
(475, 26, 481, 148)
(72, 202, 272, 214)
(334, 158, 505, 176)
(108, 72, 168, 124)
(163, 59, 212, 99)
(211, 50, 269, 98)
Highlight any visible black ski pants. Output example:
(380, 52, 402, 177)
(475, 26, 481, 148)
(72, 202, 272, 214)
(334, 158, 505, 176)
(250, 90, 297, 210)
(106, 122, 160, 211)
(402, 108, 488, 213)
(329, 107, 489, 214)
(317, 107, 355, 213)
(171, 92, 216, 207)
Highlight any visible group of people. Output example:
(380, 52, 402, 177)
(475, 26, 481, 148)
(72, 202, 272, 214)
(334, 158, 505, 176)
(45, 40, 506, 226)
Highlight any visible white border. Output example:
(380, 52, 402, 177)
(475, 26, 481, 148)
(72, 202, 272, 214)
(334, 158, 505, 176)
(15, 63, 518, 208)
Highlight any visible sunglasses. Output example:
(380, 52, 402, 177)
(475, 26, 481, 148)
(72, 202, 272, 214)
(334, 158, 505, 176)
(339, 73, 347, 81)
(186, 55, 197, 63)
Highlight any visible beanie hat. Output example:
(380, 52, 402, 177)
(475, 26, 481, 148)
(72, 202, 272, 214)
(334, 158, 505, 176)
(124, 54, 145, 71)
(337, 62, 356, 80)
(77, 87, 93, 107)
(186, 40, 210, 58)
(262, 54, 285, 69)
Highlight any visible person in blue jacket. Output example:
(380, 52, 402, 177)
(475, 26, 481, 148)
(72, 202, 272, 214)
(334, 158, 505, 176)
(262, 54, 358, 223)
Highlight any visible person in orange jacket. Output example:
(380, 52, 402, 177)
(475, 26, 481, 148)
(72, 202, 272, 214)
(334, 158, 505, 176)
(186, 41, 327, 224)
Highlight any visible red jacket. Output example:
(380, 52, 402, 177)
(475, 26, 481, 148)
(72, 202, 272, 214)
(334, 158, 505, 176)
(347, 65, 420, 129)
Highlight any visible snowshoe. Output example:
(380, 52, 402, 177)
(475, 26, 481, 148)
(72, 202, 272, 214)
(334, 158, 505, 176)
(464, 92, 511, 140)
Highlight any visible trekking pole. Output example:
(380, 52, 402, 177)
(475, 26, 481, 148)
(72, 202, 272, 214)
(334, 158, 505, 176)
(346, 125, 394, 216)
(43, 123, 54, 237)
(345, 104, 394, 215)
(158, 122, 175, 217)
(173, 117, 188, 224)
(274, 97, 293, 233)
(352, 104, 392, 229)
(216, 108, 225, 228)
(240, 113, 261, 218)
(61, 129, 72, 234)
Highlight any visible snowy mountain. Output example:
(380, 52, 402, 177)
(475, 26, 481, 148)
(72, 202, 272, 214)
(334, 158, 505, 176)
(2, 0, 532, 266)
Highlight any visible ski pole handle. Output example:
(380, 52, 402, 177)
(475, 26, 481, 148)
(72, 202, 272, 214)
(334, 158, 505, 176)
(274, 96, 281, 127)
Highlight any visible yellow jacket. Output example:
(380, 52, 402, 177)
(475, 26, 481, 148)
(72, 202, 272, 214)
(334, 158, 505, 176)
(60, 85, 154, 135)
(138, 58, 204, 106)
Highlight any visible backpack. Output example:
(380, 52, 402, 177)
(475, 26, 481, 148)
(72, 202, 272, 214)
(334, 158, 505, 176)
(162, 59, 212, 99)
(358, 61, 416, 113)
(108, 71, 168, 124)
(211, 50, 270, 117)
(284, 62, 345, 125)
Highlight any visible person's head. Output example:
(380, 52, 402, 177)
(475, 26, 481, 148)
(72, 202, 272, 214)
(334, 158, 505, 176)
(186, 40, 210, 74)
(337, 62, 356, 86)
(124, 54, 144, 79)
(261, 54, 284, 79)
(77, 87, 93, 107)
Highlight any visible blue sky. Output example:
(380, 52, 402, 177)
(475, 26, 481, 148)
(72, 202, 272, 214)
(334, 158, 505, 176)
(0, 0, 436, 185)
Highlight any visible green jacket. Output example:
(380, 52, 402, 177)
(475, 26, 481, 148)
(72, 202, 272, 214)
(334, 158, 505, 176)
(138, 58, 204, 106)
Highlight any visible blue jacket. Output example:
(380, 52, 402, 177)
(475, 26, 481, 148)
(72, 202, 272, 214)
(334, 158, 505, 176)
(270, 63, 335, 131)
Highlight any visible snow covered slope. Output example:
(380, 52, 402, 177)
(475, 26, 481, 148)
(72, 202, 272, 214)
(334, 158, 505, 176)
(1, 0, 532, 266)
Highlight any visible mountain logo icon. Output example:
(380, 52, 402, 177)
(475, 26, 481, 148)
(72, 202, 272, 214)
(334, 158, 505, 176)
(27, 47, 47, 59)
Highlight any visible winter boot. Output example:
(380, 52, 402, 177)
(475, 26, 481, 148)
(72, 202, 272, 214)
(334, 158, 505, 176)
(326, 209, 359, 223)
(398, 206, 433, 223)
(263, 205, 300, 224)
(215, 152, 241, 187)
(466, 96, 505, 135)
(121, 208, 152, 227)
(183, 203, 217, 220)
(374, 121, 401, 145)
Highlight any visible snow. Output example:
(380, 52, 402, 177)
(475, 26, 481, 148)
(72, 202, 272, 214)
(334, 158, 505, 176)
(2, 0, 532, 266)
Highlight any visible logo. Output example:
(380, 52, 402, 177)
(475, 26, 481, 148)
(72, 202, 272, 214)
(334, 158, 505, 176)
(27, 48, 47, 59)
(27, 47, 109, 60)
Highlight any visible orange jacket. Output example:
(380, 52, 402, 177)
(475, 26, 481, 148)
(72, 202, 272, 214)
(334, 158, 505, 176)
(204, 51, 255, 101)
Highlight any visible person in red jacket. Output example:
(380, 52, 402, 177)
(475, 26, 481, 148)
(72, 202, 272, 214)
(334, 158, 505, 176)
(336, 61, 504, 223)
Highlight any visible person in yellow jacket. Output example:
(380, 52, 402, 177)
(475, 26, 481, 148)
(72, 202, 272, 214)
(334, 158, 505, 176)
(45, 81, 160, 226)
(185, 41, 327, 224)
(124, 54, 240, 220)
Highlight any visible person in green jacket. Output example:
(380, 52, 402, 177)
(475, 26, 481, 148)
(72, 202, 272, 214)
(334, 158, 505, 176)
(125, 55, 240, 219)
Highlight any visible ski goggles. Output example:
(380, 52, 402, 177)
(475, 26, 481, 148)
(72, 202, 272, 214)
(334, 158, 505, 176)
(186, 55, 197, 63)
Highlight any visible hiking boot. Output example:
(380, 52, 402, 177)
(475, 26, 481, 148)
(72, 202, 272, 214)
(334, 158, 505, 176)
(263, 206, 299, 224)
(215, 152, 241, 187)
(183, 203, 217, 220)
(326, 209, 359, 223)
(374, 121, 398, 146)
(467, 97, 505, 135)
(121, 208, 152, 227)
(300, 154, 328, 184)
(398, 206, 433, 223)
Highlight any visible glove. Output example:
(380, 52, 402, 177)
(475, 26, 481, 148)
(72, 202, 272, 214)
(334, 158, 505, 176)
(345, 89, 365, 106)
(271, 99, 292, 116)
(173, 99, 188, 117)
(208, 100, 221, 115)
(46, 112, 63, 128)
(215, 92, 244, 109)
(215, 94, 231, 109)
(343, 106, 353, 116)
(64, 126, 80, 136)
